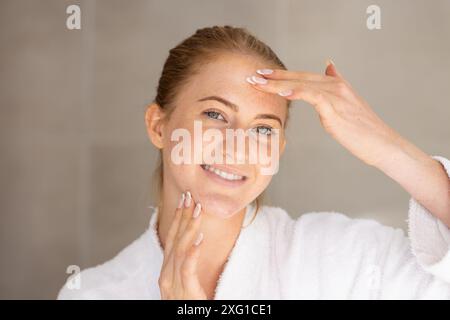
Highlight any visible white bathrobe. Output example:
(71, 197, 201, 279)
(57, 155, 450, 300)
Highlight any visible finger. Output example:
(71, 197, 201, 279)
(259, 61, 352, 100)
(164, 193, 185, 256)
(174, 203, 202, 275)
(176, 191, 194, 238)
(255, 68, 335, 82)
(177, 203, 203, 256)
(261, 78, 353, 100)
(159, 193, 199, 299)
(325, 59, 343, 79)
(247, 76, 339, 100)
(248, 78, 337, 119)
(251, 76, 346, 96)
(161, 249, 176, 287)
(160, 193, 186, 284)
(181, 234, 204, 293)
(171, 202, 201, 297)
(169, 191, 195, 292)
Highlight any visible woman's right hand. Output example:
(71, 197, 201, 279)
(158, 191, 207, 300)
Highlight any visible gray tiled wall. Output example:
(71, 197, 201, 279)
(1, 0, 449, 299)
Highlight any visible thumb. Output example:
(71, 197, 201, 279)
(325, 58, 343, 78)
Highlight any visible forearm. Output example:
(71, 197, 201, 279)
(374, 136, 450, 227)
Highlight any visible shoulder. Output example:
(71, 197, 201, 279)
(259, 205, 401, 249)
(57, 228, 155, 299)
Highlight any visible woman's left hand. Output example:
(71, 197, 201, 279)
(247, 61, 403, 168)
(247, 62, 450, 225)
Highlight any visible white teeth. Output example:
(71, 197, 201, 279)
(202, 165, 244, 181)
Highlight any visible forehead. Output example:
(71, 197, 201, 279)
(175, 53, 288, 119)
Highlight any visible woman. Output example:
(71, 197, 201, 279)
(58, 26, 450, 299)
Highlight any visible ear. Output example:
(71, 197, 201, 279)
(145, 103, 165, 149)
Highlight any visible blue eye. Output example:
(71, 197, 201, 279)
(253, 126, 273, 136)
(204, 110, 225, 121)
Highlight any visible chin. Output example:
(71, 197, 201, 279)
(197, 193, 247, 219)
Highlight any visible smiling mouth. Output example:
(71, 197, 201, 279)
(200, 164, 247, 181)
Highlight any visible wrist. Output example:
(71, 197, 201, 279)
(373, 135, 430, 176)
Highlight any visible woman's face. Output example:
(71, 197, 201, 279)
(159, 53, 288, 218)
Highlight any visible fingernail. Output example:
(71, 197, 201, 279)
(251, 75, 268, 85)
(177, 193, 185, 209)
(256, 69, 273, 75)
(326, 58, 335, 66)
(246, 76, 256, 85)
(278, 89, 293, 97)
(194, 232, 204, 246)
(184, 191, 192, 208)
(193, 203, 202, 218)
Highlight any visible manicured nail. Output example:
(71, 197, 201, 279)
(246, 76, 256, 85)
(184, 191, 192, 208)
(193, 203, 202, 218)
(278, 89, 293, 97)
(177, 193, 185, 209)
(256, 69, 273, 75)
(251, 75, 268, 85)
(194, 232, 204, 246)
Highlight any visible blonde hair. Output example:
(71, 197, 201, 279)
(150, 25, 290, 220)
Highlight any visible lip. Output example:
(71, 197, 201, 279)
(200, 164, 248, 187)
(203, 163, 248, 178)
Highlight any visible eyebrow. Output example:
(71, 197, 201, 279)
(197, 95, 283, 127)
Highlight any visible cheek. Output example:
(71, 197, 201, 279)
(161, 128, 200, 190)
(161, 109, 198, 144)
(163, 155, 199, 193)
(253, 170, 273, 192)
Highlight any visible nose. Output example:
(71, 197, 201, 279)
(223, 128, 249, 165)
